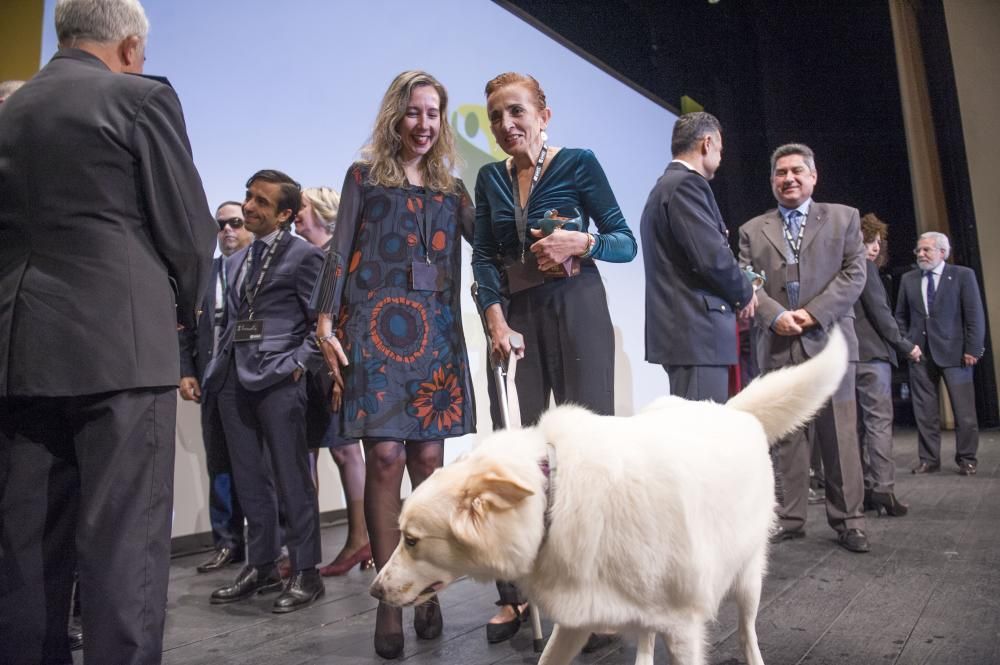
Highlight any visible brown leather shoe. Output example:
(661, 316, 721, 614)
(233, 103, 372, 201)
(837, 528, 870, 553)
(912, 462, 940, 474)
(958, 462, 977, 476)
(769, 525, 806, 544)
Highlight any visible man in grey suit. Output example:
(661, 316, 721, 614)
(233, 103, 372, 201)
(895, 231, 986, 476)
(0, 1, 216, 663)
(202, 170, 327, 613)
(739, 143, 870, 553)
(641, 111, 756, 402)
(178, 202, 253, 573)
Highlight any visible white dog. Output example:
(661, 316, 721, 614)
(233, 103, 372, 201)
(371, 328, 848, 665)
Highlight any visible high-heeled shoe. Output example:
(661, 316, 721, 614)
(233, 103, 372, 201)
(870, 490, 908, 517)
(413, 595, 443, 640)
(486, 603, 527, 644)
(319, 543, 373, 577)
(374, 603, 404, 659)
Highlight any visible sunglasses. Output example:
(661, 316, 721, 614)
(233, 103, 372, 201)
(217, 217, 245, 231)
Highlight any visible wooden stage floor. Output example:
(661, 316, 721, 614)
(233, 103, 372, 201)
(80, 428, 1000, 664)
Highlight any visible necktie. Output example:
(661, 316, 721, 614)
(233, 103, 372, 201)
(925, 270, 936, 314)
(243, 240, 266, 296)
(786, 209, 802, 241)
(785, 210, 802, 308)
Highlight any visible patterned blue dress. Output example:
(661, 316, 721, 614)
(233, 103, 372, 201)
(313, 163, 476, 441)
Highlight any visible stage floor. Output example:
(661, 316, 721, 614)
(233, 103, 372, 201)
(80, 428, 1000, 664)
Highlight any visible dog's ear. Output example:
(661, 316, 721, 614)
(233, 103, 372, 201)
(450, 468, 534, 546)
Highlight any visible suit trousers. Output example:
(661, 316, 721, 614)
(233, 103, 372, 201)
(508, 272, 615, 425)
(855, 360, 896, 492)
(664, 364, 730, 403)
(908, 356, 979, 465)
(0, 388, 175, 665)
(200, 390, 246, 550)
(771, 341, 866, 533)
(216, 360, 321, 572)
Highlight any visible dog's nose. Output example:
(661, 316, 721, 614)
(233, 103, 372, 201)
(369, 581, 385, 600)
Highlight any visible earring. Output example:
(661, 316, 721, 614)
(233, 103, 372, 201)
(540, 129, 549, 143)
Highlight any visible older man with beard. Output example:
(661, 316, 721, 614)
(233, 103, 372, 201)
(178, 201, 253, 573)
(895, 231, 985, 476)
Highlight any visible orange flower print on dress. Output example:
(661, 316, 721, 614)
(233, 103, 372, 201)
(408, 363, 464, 433)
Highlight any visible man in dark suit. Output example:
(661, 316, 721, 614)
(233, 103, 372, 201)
(178, 201, 253, 573)
(202, 170, 327, 612)
(739, 143, 870, 553)
(895, 231, 986, 476)
(0, 2, 215, 663)
(641, 112, 756, 402)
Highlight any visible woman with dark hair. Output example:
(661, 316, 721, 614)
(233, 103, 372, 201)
(854, 213, 919, 516)
(312, 71, 474, 660)
(472, 71, 636, 646)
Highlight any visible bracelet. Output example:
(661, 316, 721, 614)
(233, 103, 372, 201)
(579, 233, 596, 258)
(317, 332, 337, 344)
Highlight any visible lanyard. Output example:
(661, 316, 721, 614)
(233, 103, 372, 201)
(243, 228, 285, 318)
(782, 212, 807, 261)
(413, 189, 435, 265)
(510, 144, 548, 263)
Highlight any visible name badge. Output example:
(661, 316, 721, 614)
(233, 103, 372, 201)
(785, 262, 800, 283)
(234, 319, 264, 343)
(411, 261, 445, 292)
(504, 253, 545, 295)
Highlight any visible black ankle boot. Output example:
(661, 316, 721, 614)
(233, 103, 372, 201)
(870, 490, 908, 516)
(414, 596, 443, 640)
(374, 602, 404, 659)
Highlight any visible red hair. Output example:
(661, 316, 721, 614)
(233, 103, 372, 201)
(484, 72, 547, 110)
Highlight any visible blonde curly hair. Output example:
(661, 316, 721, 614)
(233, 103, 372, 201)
(302, 186, 340, 232)
(362, 70, 459, 194)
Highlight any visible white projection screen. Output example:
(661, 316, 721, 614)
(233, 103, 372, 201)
(41, 0, 678, 538)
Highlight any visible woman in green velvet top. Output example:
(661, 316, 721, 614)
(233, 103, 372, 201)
(471, 71, 636, 644)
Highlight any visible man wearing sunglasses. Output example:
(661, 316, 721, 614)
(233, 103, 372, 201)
(178, 201, 253, 573)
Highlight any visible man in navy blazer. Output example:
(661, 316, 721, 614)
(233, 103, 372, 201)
(178, 201, 253, 573)
(895, 231, 986, 475)
(202, 170, 326, 612)
(641, 112, 755, 402)
(0, 2, 216, 662)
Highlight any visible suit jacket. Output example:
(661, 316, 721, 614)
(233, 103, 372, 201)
(0, 49, 215, 397)
(203, 232, 325, 393)
(894, 263, 985, 367)
(179, 256, 224, 382)
(853, 259, 914, 366)
(640, 162, 752, 365)
(738, 201, 866, 370)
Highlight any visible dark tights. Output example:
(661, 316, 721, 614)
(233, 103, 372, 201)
(364, 439, 443, 640)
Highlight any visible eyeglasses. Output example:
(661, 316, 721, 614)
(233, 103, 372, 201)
(217, 217, 245, 231)
(913, 247, 939, 255)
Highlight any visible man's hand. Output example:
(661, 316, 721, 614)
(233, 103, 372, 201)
(330, 382, 343, 413)
(963, 353, 979, 367)
(908, 346, 923, 363)
(528, 228, 589, 272)
(773, 311, 803, 336)
(738, 292, 758, 321)
(790, 308, 818, 330)
(179, 376, 201, 403)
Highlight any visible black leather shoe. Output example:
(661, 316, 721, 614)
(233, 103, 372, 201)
(870, 491, 908, 516)
(958, 462, 977, 476)
(581, 633, 619, 653)
(769, 525, 806, 544)
(414, 596, 443, 640)
(197, 546, 245, 573)
(837, 528, 870, 553)
(486, 604, 525, 644)
(210, 564, 282, 604)
(912, 462, 940, 474)
(272, 568, 325, 613)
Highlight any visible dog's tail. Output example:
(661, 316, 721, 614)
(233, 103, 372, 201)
(726, 326, 848, 444)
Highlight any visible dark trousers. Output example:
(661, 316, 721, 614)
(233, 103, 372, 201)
(0, 388, 175, 665)
(856, 360, 897, 491)
(771, 343, 866, 533)
(664, 364, 729, 403)
(508, 271, 615, 425)
(201, 390, 245, 550)
(908, 355, 979, 465)
(216, 362, 321, 572)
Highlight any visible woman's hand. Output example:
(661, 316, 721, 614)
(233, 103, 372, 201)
(485, 304, 525, 365)
(529, 228, 590, 271)
(316, 313, 349, 396)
